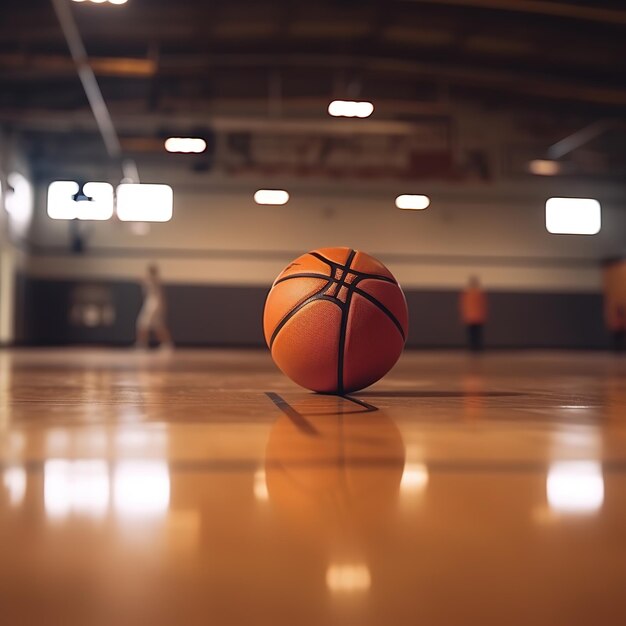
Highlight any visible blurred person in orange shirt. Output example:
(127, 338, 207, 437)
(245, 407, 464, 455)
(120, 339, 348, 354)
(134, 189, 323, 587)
(607, 304, 625, 354)
(460, 276, 487, 352)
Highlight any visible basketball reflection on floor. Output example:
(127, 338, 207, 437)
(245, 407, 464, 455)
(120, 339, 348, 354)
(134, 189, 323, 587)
(263, 394, 406, 593)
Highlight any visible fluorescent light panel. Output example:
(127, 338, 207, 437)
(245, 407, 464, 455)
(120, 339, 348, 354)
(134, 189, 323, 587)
(328, 100, 374, 118)
(395, 194, 430, 210)
(6, 172, 33, 223)
(545, 197, 601, 235)
(47, 181, 114, 220)
(116, 183, 173, 222)
(254, 189, 289, 205)
(164, 137, 207, 154)
(529, 159, 560, 176)
(72, 0, 128, 4)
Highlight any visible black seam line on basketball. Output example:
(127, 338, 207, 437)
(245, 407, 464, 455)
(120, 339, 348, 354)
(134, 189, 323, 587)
(337, 281, 358, 397)
(309, 251, 396, 283)
(273, 272, 332, 286)
(334, 249, 356, 296)
(336, 249, 357, 396)
(308, 251, 397, 285)
(265, 392, 319, 436)
(351, 286, 406, 341)
(269, 286, 343, 349)
(308, 250, 347, 268)
(269, 279, 331, 348)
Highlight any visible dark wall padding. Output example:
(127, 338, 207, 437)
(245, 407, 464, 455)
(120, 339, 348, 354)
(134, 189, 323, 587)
(404, 290, 607, 348)
(23, 278, 142, 345)
(19, 277, 608, 349)
(166, 284, 268, 346)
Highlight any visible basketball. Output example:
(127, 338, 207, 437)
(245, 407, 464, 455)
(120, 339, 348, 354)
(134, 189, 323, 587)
(263, 247, 409, 394)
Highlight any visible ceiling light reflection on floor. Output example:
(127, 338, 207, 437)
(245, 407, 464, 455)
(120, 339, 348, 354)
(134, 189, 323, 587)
(44, 459, 109, 519)
(400, 462, 429, 492)
(547, 461, 604, 514)
(45, 428, 109, 457)
(113, 461, 170, 517)
(3, 466, 26, 507)
(115, 428, 167, 455)
(326, 563, 371, 593)
(253, 468, 269, 501)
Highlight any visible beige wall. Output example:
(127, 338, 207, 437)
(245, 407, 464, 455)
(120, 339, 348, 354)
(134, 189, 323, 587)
(27, 169, 626, 293)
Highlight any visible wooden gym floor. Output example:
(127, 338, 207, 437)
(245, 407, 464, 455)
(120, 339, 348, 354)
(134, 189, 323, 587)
(1, 348, 625, 625)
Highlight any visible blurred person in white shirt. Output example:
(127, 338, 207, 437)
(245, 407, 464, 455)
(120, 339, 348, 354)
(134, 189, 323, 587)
(136, 264, 173, 349)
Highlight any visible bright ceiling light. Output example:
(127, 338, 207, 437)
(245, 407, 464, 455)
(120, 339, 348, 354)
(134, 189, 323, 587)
(356, 101, 374, 117)
(116, 183, 173, 222)
(6, 172, 33, 223)
(529, 159, 561, 176)
(395, 194, 430, 210)
(254, 189, 289, 205)
(164, 137, 207, 154)
(545, 197, 601, 235)
(328, 100, 374, 118)
(73, 0, 128, 4)
(47, 181, 114, 220)
(6, 172, 34, 238)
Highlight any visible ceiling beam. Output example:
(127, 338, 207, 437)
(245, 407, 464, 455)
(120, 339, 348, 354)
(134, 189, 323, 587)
(403, 0, 626, 25)
(0, 107, 447, 136)
(157, 53, 626, 106)
(0, 53, 156, 78)
(1, 53, 625, 108)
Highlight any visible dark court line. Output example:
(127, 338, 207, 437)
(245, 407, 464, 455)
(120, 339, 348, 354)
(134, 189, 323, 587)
(265, 392, 320, 435)
(266, 391, 379, 425)
(342, 395, 379, 413)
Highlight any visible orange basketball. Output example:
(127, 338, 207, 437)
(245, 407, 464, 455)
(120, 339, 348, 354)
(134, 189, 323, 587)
(263, 247, 408, 394)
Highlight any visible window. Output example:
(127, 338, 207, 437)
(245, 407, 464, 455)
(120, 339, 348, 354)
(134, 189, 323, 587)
(116, 183, 173, 222)
(545, 197, 601, 235)
(47, 181, 114, 220)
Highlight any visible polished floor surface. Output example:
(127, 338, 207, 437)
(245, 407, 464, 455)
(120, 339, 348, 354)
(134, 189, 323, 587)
(1, 348, 626, 625)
